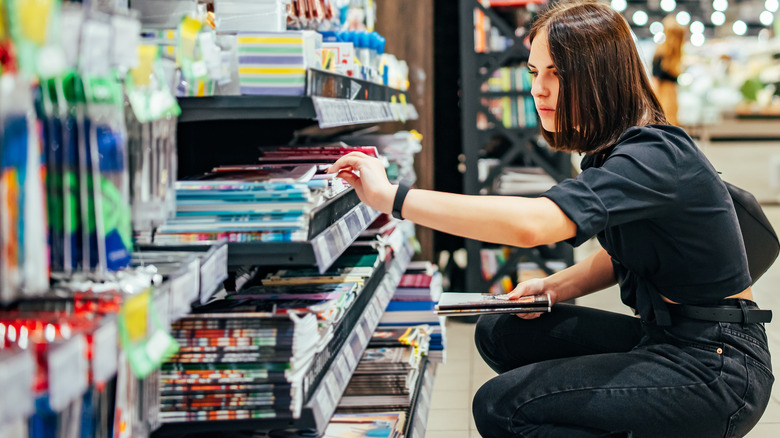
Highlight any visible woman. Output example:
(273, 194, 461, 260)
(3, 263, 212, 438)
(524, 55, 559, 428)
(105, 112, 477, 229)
(652, 15, 686, 126)
(328, 1, 773, 436)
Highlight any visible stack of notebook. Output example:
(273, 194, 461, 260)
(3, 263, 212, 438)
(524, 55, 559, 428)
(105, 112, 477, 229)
(236, 32, 307, 96)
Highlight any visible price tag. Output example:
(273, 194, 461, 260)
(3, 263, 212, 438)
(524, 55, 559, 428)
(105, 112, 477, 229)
(323, 376, 339, 409)
(343, 341, 357, 371)
(169, 266, 198, 320)
(325, 373, 340, 402)
(80, 19, 112, 75)
(356, 320, 367, 346)
(111, 14, 141, 70)
(92, 318, 119, 384)
(315, 386, 333, 420)
(0, 349, 35, 426)
(48, 335, 89, 412)
(349, 334, 364, 366)
(152, 287, 171, 331)
(335, 356, 349, 383)
(338, 221, 351, 243)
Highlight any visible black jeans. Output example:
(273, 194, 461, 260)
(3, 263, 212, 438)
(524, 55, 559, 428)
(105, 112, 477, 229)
(472, 302, 774, 438)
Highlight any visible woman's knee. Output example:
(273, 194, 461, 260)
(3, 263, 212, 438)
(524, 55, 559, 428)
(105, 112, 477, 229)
(473, 377, 514, 437)
(474, 314, 513, 373)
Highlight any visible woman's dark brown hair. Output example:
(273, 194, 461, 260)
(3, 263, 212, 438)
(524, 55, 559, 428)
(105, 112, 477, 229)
(529, 0, 668, 154)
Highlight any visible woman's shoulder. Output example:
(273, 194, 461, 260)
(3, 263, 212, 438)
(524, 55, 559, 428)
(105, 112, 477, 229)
(615, 124, 696, 155)
(597, 124, 698, 170)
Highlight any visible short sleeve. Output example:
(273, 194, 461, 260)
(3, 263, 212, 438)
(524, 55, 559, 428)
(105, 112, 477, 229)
(542, 134, 680, 247)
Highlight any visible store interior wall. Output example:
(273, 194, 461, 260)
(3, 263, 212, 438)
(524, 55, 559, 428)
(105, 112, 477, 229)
(374, 0, 437, 263)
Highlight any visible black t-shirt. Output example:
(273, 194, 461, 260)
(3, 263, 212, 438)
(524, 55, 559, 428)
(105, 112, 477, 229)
(543, 125, 751, 324)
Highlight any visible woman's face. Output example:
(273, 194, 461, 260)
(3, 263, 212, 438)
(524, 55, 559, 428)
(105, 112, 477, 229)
(529, 30, 560, 133)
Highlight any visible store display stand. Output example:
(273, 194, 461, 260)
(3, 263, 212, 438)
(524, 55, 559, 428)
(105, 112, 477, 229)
(148, 64, 429, 436)
(458, 0, 574, 292)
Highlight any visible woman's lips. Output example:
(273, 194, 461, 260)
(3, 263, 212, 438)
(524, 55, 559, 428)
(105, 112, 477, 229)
(537, 107, 555, 113)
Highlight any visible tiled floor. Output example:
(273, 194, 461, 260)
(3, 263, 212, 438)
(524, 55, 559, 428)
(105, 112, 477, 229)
(425, 139, 780, 437)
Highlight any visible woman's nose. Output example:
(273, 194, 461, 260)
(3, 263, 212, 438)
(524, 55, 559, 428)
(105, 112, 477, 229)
(531, 78, 547, 98)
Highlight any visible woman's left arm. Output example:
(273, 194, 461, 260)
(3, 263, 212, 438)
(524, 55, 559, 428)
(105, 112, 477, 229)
(328, 153, 576, 248)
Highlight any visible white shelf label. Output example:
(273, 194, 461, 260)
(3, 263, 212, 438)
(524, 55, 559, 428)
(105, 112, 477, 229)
(48, 335, 88, 412)
(312, 97, 415, 129)
(0, 349, 35, 426)
(92, 318, 119, 384)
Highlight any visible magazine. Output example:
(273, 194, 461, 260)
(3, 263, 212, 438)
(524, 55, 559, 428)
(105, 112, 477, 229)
(435, 292, 551, 316)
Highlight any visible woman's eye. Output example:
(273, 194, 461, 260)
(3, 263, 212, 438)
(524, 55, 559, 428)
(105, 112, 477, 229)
(528, 70, 538, 77)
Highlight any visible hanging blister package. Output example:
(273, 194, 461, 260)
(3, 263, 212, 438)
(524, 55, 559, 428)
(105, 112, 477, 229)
(82, 75, 132, 272)
(125, 44, 181, 232)
(80, 15, 132, 273)
(0, 75, 49, 301)
(0, 75, 25, 301)
(117, 288, 179, 379)
(0, 0, 53, 300)
(41, 76, 66, 272)
(175, 15, 212, 97)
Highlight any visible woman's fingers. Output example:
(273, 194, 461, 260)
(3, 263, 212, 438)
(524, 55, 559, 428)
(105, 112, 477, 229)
(327, 152, 370, 174)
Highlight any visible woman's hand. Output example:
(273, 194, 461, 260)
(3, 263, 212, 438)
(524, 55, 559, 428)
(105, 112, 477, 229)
(506, 278, 557, 319)
(327, 152, 397, 214)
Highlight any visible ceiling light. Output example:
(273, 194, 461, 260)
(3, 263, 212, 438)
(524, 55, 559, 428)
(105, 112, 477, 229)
(690, 21, 705, 34)
(766, 0, 779, 13)
(711, 11, 726, 25)
(650, 21, 665, 34)
(611, 0, 627, 12)
(633, 10, 649, 26)
(676, 11, 691, 25)
(660, 0, 677, 12)
(760, 10, 774, 26)
(713, 0, 728, 12)
(690, 33, 706, 46)
(732, 20, 747, 35)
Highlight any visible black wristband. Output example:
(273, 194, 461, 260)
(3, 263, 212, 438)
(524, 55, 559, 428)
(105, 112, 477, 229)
(392, 182, 412, 220)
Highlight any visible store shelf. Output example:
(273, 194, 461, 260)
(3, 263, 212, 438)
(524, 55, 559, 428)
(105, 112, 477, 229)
(152, 248, 404, 436)
(227, 194, 381, 272)
(134, 241, 229, 305)
(178, 69, 418, 127)
(479, 90, 532, 98)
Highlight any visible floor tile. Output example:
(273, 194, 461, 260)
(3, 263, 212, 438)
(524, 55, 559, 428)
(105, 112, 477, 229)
(423, 430, 471, 438)
(429, 389, 471, 410)
(426, 408, 471, 430)
(746, 422, 780, 437)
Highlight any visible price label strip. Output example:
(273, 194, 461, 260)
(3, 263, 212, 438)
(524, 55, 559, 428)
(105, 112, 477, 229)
(313, 97, 407, 128)
(92, 317, 119, 385)
(312, 203, 378, 273)
(0, 349, 35, 425)
(48, 335, 89, 412)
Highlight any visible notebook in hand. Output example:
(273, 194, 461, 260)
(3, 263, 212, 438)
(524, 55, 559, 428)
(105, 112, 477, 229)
(435, 293, 551, 316)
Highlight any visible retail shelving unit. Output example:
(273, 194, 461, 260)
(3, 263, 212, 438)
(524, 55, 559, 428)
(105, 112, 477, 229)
(147, 61, 428, 436)
(458, 0, 574, 292)
(177, 69, 418, 126)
